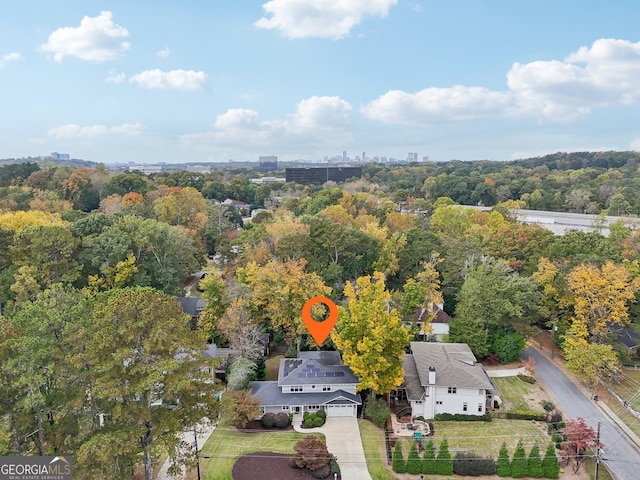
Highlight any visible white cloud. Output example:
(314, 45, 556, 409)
(129, 69, 209, 91)
(363, 86, 513, 124)
(106, 68, 125, 83)
(363, 38, 640, 125)
(48, 122, 144, 140)
(0, 52, 22, 68)
(181, 95, 352, 153)
(156, 46, 171, 58)
(40, 11, 130, 62)
(255, 0, 398, 39)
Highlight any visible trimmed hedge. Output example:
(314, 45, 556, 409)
(435, 412, 492, 422)
(453, 451, 496, 476)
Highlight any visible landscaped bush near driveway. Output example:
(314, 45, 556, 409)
(303, 411, 326, 428)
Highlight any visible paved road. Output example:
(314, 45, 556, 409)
(523, 347, 640, 480)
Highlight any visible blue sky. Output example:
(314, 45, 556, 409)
(2, 1, 640, 164)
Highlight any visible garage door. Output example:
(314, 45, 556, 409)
(326, 405, 355, 417)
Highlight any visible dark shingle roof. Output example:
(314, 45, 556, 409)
(409, 342, 494, 390)
(401, 354, 425, 401)
(277, 351, 358, 386)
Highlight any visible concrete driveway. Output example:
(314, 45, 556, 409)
(294, 416, 373, 480)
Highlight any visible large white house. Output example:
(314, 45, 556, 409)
(249, 351, 362, 417)
(397, 342, 498, 419)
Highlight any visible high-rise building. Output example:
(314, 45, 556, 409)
(258, 155, 278, 172)
(407, 152, 418, 162)
(285, 166, 362, 185)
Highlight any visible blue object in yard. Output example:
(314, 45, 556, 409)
(414, 431, 422, 439)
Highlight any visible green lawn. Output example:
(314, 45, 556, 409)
(608, 368, 640, 410)
(492, 376, 546, 414)
(199, 426, 320, 480)
(358, 419, 397, 480)
(427, 419, 551, 457)
(265, 355, 284, 381)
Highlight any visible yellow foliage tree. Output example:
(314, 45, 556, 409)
(153, 187, 208, 231)
(563, 318, 620, 388)
(240, 259, 331, 350)
(332, 272, 411, 394)
(0, 210, 67, 232)
(566, 261, 639, 339)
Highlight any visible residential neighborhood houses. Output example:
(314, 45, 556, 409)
(7, 155, 640, 479)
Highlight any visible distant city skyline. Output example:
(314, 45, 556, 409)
(2, 2, 640, 164)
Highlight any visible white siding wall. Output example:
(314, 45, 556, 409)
(280, 383, 357, 394)
(410, 386, 486, 419)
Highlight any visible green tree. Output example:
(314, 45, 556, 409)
(332, 272, 411, 394)
(451, 256, 542, 358)
(69, 287, 218, 480)
(422, 439, 437, 474)
(435, 438, 453, 475)
(542, 442, 560, 479)
(392, 440, 406, 473)
(364, 396, 390, 429)
(100, 172, 152, 198)
(11, 225, 81, 287)
(406, 442, 422, 474)
(5, 286, 89, 455)
(511, 438, 528, 478)
(496, 441, 511, 477)
(82, 215, 205, 294)
(528, 443, 544, 478)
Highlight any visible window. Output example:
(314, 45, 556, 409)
(282, 406, 288, 410)
(478, 403, 483, 413)
(322, 385, 331, 392)
(290, 386, 302, 392)
(463, 402, 468, 412)
(415, 401, 422, 405)
(436, 401, 443, 405)
(448, 387, 457, 394)
(479, 389, 484, 395)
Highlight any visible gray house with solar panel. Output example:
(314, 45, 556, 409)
(248, 351, 362, 417)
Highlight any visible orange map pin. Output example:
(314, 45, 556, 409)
(301, 296, 338, 346)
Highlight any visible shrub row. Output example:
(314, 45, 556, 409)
(435, 412, 492, 422)
(517, 373, 537, 384)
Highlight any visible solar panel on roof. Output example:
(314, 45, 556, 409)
(336, 372, 345, 377)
